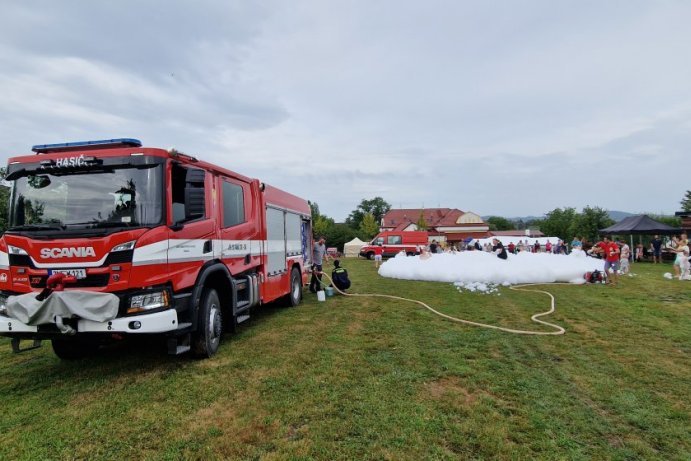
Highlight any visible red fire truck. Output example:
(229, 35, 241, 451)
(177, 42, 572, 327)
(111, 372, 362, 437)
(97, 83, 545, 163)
(0, 138, 313, 359)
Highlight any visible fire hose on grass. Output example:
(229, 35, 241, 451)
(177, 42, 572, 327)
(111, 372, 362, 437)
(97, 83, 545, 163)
(318, 270, 567, 336)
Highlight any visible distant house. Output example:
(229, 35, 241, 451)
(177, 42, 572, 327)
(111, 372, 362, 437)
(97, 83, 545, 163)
(380, 208, 490, 245)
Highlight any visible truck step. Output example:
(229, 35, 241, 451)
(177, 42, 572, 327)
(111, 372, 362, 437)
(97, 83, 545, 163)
(236, 315, 250, 324)
(173, 345, 191, 355)
(235, 300, 250, 313)
(176, 322, 192, 331)
(11, 338, 42, 353)
(167, 334, 191, 355)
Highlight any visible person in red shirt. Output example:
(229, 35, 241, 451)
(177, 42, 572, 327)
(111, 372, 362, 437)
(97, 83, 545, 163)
(596, 236, 620, 286)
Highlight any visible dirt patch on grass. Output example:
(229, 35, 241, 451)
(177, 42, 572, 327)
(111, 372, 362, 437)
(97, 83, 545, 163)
(345, 310, 379, 336)
(422, 376, 480, 406)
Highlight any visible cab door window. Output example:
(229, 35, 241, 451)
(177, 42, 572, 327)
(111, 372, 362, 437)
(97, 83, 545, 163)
(171, 163, 206, 224)
(222, 180, 245, 228)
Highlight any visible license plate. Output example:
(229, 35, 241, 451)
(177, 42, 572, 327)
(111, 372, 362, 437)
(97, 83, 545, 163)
(48, 269, 87, 279)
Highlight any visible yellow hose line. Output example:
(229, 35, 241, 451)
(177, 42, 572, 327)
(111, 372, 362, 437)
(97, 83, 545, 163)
(319, 273, 567, 336)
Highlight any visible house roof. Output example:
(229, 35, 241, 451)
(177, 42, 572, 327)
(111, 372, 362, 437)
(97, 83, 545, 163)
(382, 208, 487, 229)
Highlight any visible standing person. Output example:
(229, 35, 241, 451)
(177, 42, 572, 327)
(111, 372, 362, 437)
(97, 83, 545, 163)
(429, 240, 438, 254)
(545, 240, 552, 254)
(507, 241, 515, 254)
(373, 243, 383, 268)
(309, 236, 329, 293)
(671, 233, 689, 278)
(677, 246, 690, 280)
(620, 241, 631, 275)
(571, 237, 583, 253)
(596, 236, 620, 286)
(651, 235, 663, 264)
(492, 238, 508, 260)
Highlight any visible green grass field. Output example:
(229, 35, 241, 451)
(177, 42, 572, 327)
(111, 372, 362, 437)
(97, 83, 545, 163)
(1, 259, 689, 460)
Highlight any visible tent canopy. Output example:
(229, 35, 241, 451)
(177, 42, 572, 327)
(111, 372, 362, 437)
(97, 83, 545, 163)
(599, 214, 681, 235)
(343, 237, 368, 257)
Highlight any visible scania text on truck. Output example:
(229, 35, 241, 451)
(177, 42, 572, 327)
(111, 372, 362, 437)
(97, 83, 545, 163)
(359, 231, 428, 259)
(0, 138, 313, 359)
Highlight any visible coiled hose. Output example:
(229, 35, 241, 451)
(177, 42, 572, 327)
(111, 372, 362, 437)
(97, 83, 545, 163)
(320, 272, 567, 336)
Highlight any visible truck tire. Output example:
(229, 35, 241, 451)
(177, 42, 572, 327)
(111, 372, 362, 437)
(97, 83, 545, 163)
(51, 338, 94, 360)
(193, 288, 222, 358)
(288, 266, 302, 307)
(367, 252, 374, 260)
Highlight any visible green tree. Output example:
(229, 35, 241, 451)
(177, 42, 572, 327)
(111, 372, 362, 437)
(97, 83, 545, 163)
(486, 216, 515, 232)
(536, 207, 577, 241)
(323, 223, 357, 254)
(415, 210, 427, 230)
(308, 201, 357, 253)
(570, 206, 614, 243)
(346, 197, 390, 230)
(310, 201, 334, 239)
(313, 215, 334, 240)
(680, 190, 691, 212)
(359, 212, 379, 239)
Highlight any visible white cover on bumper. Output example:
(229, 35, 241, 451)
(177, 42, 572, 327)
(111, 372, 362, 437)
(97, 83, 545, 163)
(5, 291, 119, 326)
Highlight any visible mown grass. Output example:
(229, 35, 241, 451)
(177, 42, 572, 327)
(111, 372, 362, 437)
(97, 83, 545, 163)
(1, 259, 689, 460)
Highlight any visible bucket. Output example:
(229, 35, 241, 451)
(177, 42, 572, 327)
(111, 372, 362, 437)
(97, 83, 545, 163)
(317, 290, 326, 302)
(325, 286, 334, 297)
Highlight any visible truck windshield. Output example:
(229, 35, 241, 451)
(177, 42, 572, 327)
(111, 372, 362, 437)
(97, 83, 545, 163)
(8, 164, 163, 232)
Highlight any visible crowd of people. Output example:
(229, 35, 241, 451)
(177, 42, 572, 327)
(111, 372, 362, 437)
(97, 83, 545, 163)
(308, 231, 690, 296)
(408, 233, 691, 284)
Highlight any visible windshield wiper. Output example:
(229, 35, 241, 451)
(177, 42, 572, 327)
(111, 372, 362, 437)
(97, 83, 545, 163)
(65, 221, 135, 228)
(8, 224, 65, 231)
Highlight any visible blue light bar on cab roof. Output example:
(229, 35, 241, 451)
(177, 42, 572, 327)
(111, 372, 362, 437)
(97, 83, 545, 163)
(31, 138, 142, 153)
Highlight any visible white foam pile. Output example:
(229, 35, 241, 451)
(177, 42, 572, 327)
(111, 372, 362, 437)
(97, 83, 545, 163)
(454, 281, 501, 294)
(379, 250, 606, 288)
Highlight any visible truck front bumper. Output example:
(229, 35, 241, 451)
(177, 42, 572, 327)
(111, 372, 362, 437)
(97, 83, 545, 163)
(0, 309, 179, 335)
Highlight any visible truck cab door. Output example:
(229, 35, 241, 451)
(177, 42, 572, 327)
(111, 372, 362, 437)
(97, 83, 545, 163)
(167, 164, 215, 288)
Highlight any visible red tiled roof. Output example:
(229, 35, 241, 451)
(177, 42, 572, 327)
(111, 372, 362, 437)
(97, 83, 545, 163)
(382, 208, 467, 228)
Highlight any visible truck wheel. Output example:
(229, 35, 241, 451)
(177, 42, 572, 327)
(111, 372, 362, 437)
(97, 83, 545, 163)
(193, 288, 222, 358)
(288, 267, 302, 307)
(51, 338, 94, 360)
(367, 252, 374, 260)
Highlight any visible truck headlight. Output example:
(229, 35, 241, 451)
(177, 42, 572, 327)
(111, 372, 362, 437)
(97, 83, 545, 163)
(128, 290, 170, 314)
(111, 240, 136, 252)
(8, 245, 28, 256)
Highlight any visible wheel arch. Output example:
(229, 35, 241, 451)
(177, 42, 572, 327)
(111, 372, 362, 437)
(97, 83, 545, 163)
(190, 261, 233, 331)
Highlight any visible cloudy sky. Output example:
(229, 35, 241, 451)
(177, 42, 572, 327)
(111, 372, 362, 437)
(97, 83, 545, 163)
(2, 1, 690, 221)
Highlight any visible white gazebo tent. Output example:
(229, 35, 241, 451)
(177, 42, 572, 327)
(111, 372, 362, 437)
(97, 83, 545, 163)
(343, 237, 368, 257)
